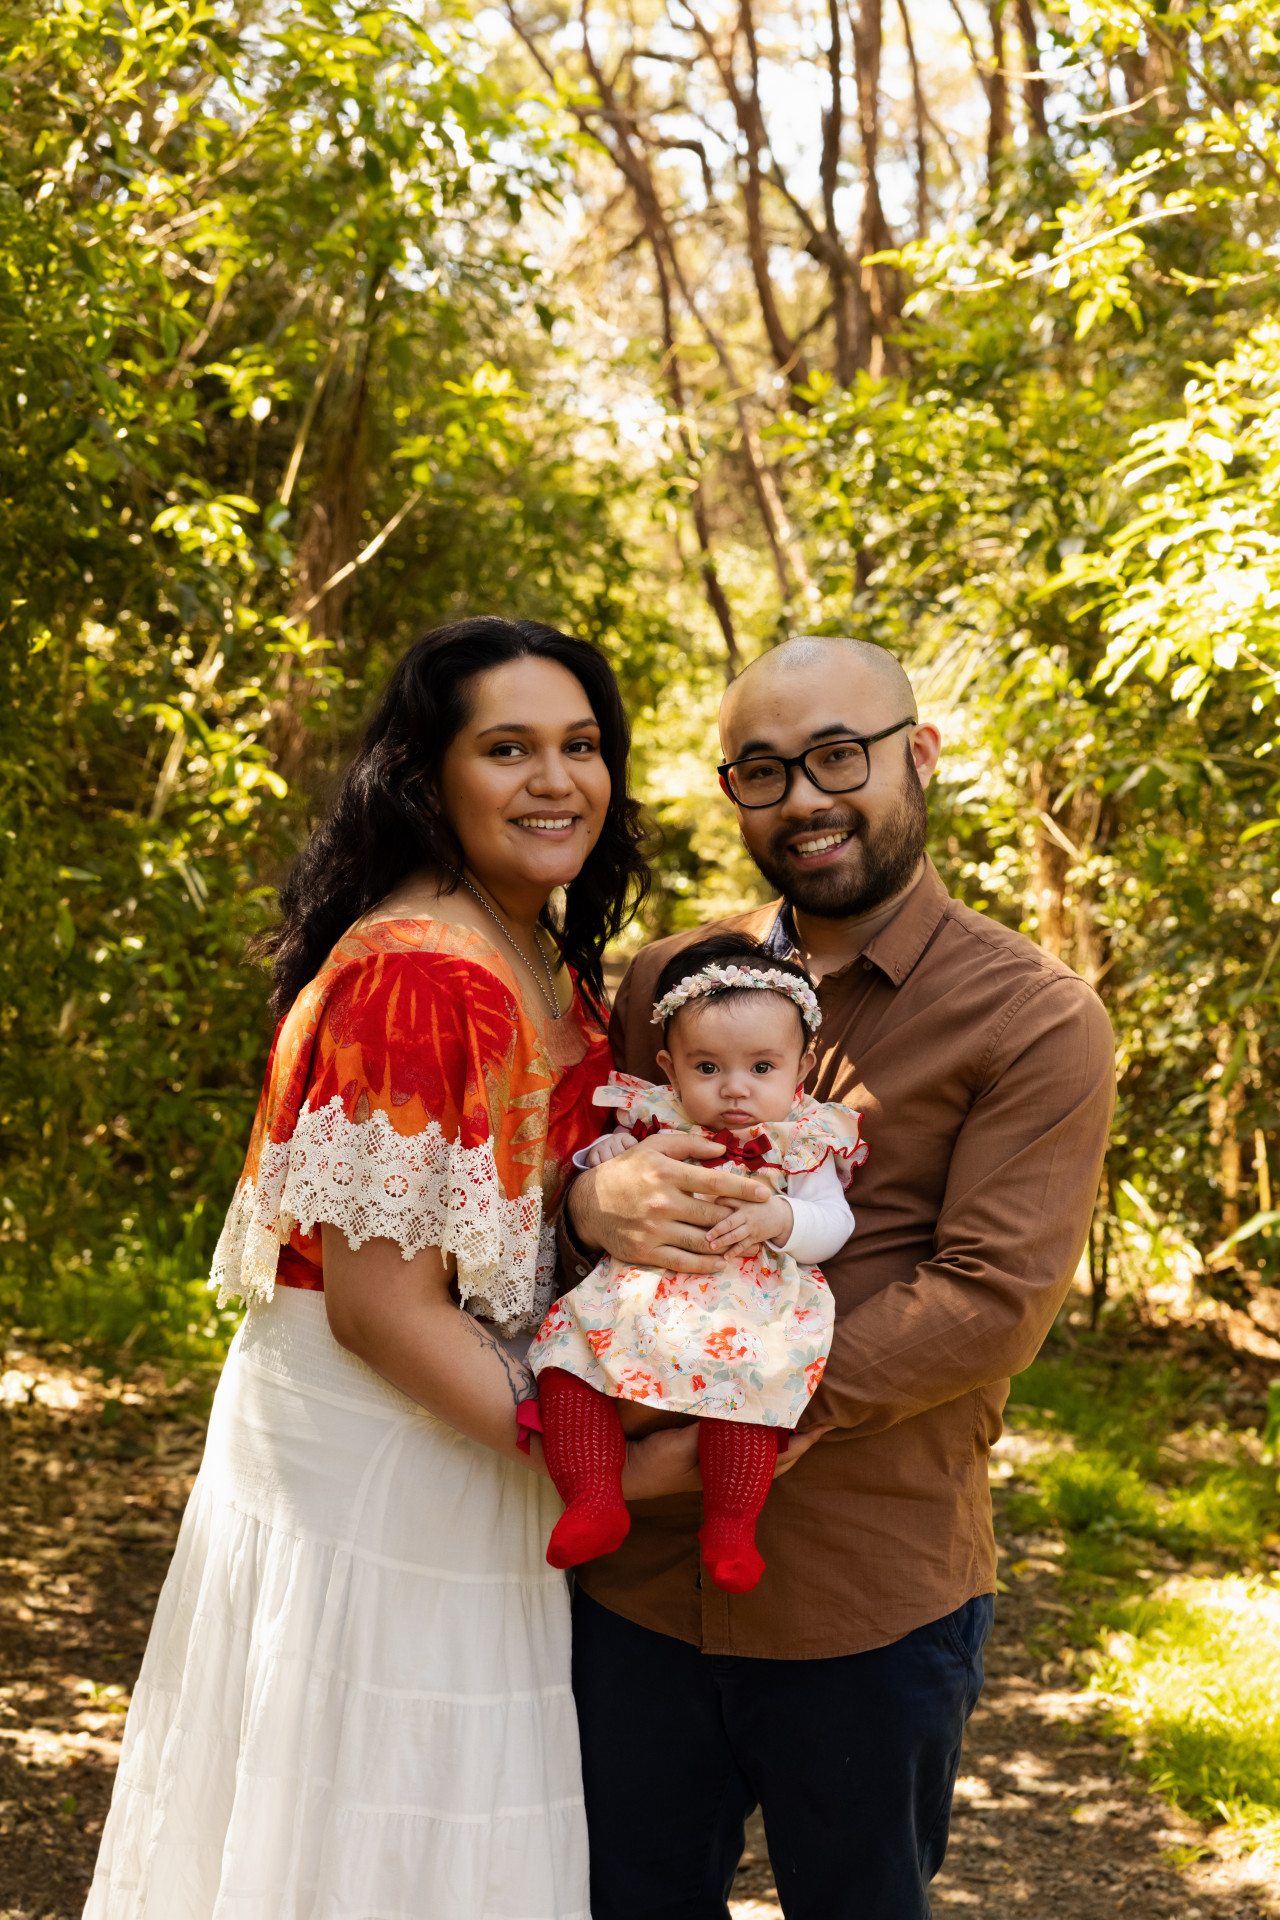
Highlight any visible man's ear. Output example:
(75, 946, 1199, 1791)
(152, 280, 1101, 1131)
(910, 721, 942, 789)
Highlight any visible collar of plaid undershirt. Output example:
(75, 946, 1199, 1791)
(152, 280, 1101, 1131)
(760, 874, 926, 974)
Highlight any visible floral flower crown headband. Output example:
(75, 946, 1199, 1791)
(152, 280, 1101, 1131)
(650, 962, 822, 1034)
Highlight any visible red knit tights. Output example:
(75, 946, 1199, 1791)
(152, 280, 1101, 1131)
(539, 1369, 631, 1570)
(697, 1420, 779, 1595)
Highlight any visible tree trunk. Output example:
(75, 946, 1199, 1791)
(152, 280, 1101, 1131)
(986, 0, 1008, 179)
(822, 0, 854, 384)
(736, 0, 808, 396)
(272, 336, 374, 781)
(849, 0, 897, 373)
(896, 0, 931, 235)
(1067, 788, 1108, 986)
(1208, 1024, 1244, 1247)
(1247, 1016, 1272, 1216)
(1016, 0, 1048, 139)
(1089, 1163, 1111, 1329)
(1026, 766, 1068, 957)
(648, 235, 740, 674)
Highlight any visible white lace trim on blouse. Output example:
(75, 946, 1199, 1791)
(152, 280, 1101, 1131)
(209, 1095, 555, 1333)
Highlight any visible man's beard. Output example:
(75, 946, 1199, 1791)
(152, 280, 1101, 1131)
(750, 750, 930, 919)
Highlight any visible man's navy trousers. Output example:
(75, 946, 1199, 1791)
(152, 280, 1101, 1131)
(571, 1585, 995, 1920)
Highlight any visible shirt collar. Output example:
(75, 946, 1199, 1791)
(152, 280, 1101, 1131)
(763, 858, 949, 988)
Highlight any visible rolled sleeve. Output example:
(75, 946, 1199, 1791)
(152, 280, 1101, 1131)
(804, 976, 1115, 1433)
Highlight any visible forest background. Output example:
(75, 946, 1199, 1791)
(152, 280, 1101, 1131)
(2, 0, 1280, 1890)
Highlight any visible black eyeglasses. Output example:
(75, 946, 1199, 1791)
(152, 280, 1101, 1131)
(717, 719, 914, 808)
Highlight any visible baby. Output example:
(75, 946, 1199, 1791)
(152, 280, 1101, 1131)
(529, 932, 866, 1594)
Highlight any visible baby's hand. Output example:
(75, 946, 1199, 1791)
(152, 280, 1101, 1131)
(705, 1194, 793, 1256)
(584, 1129, 638, 1169)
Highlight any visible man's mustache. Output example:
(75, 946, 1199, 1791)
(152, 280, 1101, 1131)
(767, 813, 866, 862)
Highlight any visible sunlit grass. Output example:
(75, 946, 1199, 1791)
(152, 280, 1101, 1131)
(1093, 1576, 1280, 1865)
(1002, 1329, 1280, 1860)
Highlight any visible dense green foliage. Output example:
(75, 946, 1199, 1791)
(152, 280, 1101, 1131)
(779, 0, 1280, 1311)
(0, 0, 694, 1346)
(1, 0, 1278, 1368)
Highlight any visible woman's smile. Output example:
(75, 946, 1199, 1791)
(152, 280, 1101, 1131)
(510, 812, 581, 837)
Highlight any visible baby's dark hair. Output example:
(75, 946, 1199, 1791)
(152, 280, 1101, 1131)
(652, 931, 816, 1041)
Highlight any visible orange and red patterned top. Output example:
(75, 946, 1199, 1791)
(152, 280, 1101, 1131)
(211, 918, 611, 1331)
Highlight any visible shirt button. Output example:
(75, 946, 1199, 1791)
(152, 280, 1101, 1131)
(862, 958, 873, 970)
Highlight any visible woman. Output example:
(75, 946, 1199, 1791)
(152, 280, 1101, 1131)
(85, 617, 695, 1920)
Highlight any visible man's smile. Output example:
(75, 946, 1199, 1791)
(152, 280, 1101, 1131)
(780, 816, 865, 867)
(789, 828, 855, 865)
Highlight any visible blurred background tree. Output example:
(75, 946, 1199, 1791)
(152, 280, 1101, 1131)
(1, 0, 1278, 1369)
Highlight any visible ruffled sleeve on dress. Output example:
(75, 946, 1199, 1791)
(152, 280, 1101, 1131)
(590, 1071, 685, 1134)
(212, 947, 560, 1331)
(592, 1071, 656, 1117)
(780, 1096, 869, 1188)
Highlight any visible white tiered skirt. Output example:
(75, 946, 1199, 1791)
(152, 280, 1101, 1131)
(84, 1286, 589, 1920)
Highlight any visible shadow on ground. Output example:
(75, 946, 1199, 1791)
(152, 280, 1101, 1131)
(729, 1558, 1278, 1918)
(0, 1344, 1275, 1919)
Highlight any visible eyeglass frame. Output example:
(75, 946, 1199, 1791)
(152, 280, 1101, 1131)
(717, 718, 915, 809)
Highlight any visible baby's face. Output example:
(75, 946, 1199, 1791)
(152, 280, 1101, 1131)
(657, 994, 814, 1130)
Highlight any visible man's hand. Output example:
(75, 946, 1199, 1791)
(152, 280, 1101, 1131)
(619, 1420, 831, 1502)
(706, 1194, 793, 1257)
(568, 1135, 773, 1273)
(620, 1422, 701, 1501)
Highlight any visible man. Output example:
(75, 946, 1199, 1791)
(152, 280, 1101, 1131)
(558, 637, 1115, 1920)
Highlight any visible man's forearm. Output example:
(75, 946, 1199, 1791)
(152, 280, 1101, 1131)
(556, 1171, 601, 1287)
(801, 1249, 1077, 1435)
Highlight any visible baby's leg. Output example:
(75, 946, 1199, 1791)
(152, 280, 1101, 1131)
(539, 1369, 631, 1569)
(697, 1421, 779, 1594)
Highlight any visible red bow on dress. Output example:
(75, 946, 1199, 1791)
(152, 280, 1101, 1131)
(705, 1128, 774, 1171)
(629, 1116, 773, 1171)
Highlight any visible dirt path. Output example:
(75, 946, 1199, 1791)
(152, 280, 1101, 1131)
(0, 1346, 1275, 1919)
(730, 1563, 1276, 1917)
(730, 1513, 1279, 1919)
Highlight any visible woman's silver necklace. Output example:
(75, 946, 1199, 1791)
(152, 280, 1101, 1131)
(458, 874, 563, 1020)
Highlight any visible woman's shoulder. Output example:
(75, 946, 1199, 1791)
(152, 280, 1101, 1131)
(283, 920, 522, 1045)
(258, 925, 529, 1139)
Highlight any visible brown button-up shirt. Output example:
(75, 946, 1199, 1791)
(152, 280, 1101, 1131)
(564, 859, 1115, 1659)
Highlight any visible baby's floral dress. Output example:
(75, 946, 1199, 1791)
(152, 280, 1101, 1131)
(531, 1073, 867, 1428)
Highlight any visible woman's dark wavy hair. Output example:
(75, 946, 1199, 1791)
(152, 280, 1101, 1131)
(652, 931, 816, 1040)
(259, 617, 649, 1019)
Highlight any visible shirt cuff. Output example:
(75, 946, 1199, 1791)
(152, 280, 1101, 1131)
(555, 1175, 599, 1285)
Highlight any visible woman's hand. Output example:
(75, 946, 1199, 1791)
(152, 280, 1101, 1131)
(772, 1426, 830, 1476)
(567, 1134, 773, 1273)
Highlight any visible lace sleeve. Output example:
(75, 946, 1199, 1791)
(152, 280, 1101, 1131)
(212, 949, 559, 1331)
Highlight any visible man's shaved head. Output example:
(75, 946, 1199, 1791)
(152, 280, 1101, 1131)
(717, 634, 938, 923)
(722, 637, 917, 731)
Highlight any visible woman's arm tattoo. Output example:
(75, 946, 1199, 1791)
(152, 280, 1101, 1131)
(458, 1310, 537, 1409)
